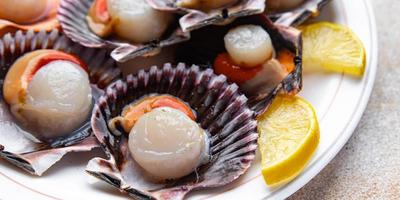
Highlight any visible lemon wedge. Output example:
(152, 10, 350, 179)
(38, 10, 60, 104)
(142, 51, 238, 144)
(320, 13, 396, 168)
(301, 22, 366, 77)
(258, 95, 320, 186)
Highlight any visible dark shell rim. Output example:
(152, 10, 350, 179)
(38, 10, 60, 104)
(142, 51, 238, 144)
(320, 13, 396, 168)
(147, 0, 266, 32)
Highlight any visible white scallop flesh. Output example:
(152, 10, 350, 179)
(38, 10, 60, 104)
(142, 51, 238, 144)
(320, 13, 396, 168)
(267, 0, 305, 11)
(224, 25, 274, 68)
(128, 107, 206, 180)
(240, 58, 288, 96)
(15, 61, 92, 140)
(0, 0, 51, 24)
(107, 0, 173, 43)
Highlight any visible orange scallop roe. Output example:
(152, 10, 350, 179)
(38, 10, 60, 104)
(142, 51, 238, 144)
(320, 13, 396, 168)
(86, 0, 114, 37)
(277, 49, 296, 73)
(214, 53, 263, 84)
(91, 0, 110, 22)
(214, 50, 296, 85)
(120, 96, 196, 133)
(29, 52, 88, 82)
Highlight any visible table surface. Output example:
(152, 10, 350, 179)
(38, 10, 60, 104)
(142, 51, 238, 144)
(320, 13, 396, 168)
(289, 1, 400, 199)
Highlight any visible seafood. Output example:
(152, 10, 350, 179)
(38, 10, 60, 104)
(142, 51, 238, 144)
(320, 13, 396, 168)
(108, 95, 196, 134)
(127, 105, 206, 180)
(87, 64, 257, 199)
(3, 50, 92, 142)
(224, 24, 274, 67)
(147, 0, 266, 32)
(0, 29, 122, 175)
(87, 0, 173, 43)
(176, 14, 302, 115)
(58, 0, 189, 62)
(0, 0, 60, 36)
(216, 24, 289, 92)
(267, 0, 332, 26)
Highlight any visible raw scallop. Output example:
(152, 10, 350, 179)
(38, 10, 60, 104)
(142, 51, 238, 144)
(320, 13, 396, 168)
(129, 107, 206, 180)
(14, 61, 93, 140)
(107, 0, 173, 43)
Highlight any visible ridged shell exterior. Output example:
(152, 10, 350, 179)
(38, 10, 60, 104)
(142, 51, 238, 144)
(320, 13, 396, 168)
(147, 0, 266, 32)
(176, 14, 302, 115)
(268, 0, 332, 26)
(88, 63, 258, 200)
(0, 29, 122, 175)
(58, 0, 190, 62)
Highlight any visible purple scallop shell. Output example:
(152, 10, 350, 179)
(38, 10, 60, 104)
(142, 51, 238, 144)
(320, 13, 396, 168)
(146, 0, 266, 32)
(87, 63, 258, 200)
(175, 14, 302, 115)
(0, 29, 122, 175)
(268, 0, 332, 26)
(58, 0, 190, 62)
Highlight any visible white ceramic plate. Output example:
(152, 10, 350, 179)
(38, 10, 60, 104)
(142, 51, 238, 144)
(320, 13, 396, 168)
(0, 0, 378, 199)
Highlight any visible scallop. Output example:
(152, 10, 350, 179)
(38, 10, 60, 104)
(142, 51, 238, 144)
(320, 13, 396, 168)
(0, 30, 122, 176)
(87, 64, 257, 199)
(107, 0, 173, 43)
(13, 61, 92, 140)
(128, 107, 206, 180)
(0, 0, 51, 24)
(224, 25, 274, 68)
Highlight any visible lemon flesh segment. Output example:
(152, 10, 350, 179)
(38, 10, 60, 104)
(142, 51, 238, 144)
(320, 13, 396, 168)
(257, 95, 320, 186)
(301, 22, 366, 77)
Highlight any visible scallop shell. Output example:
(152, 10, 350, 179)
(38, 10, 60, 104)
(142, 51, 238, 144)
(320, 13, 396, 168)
(87, 63, 257, 199)
(58, 0, 190, 62)
(175, 14, 302, 115)
(147, 0, 266, 32)
(268, 0, 332, 26)
(0, 29, 122, 176)
(0, 0, 60, 37)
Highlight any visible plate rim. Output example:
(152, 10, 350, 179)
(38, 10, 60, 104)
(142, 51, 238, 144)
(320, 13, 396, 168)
(271, 0, 378, 198)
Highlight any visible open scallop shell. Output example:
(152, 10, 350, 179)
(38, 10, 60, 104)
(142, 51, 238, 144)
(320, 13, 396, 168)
(147, 0, 266, 32)
(58, 0, 190, 62)
(0, 0, 60, 37)
(0, 29, 122, 176)
(87, 63, 257, 199)
(268, 0, 332, 26)
(175, 14, 302, 115)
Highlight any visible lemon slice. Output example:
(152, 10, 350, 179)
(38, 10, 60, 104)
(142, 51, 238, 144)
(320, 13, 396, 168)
(301, 22, 366, 77)
(257, 95, 320, 186)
